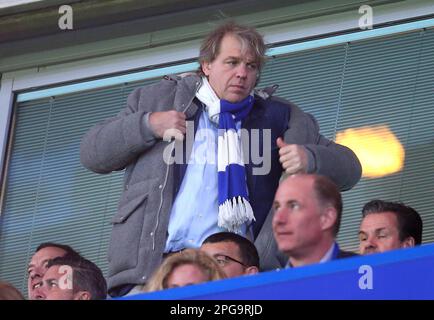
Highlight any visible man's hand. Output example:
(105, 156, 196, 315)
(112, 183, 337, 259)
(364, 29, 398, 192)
(277, 137, 308, 175)
(149, 111, 186, 140)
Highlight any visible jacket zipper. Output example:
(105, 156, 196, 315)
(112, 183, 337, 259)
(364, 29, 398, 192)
(151, 79, 202, 250)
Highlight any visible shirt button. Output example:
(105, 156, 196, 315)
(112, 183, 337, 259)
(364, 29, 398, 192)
(158, 184, 163, 189)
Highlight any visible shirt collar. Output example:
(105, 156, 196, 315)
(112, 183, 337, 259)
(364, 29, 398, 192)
(285, 242, 338, 268)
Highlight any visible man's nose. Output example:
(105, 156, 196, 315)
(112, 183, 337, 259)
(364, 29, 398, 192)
(362, 237, 377, 253)
(33, 286, 46, 300)
(273, 208, 287, 225)
(235, 64, 248, 78)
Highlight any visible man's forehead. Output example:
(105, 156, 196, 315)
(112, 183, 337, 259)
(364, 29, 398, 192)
(203, 241, 238, 252)
(276, 176, 314, 197)
(219, 34, 255, 60)
(361, 212, 399, 228)
(43, 265, 62, 279)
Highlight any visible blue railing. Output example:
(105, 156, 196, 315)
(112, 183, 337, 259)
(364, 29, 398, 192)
(123, 244, 434, 300)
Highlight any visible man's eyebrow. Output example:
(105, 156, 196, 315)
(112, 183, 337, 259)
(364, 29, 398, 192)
(285, 200, 299, 207)
(46, 278, 58, 285)
(212, 252, 226, 257)
(224, 56, 241, 60)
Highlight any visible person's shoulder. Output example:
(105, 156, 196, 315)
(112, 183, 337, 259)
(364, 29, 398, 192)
(162, 73, 201, 88)
(134, 73, 201, 95)
(254, 86, 299, 114)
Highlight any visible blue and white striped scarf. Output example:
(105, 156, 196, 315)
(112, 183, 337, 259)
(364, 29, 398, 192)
(196, 77, 255, 233)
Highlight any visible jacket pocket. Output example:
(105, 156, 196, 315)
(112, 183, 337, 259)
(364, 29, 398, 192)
(111, 193, 148, 224)
(107, 178, 158, 275)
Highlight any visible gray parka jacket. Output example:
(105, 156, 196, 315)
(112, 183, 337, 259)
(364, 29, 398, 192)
(80, 74, 361, 294)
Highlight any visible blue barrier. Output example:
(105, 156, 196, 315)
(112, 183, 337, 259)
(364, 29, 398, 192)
(123, 244, 434, 300)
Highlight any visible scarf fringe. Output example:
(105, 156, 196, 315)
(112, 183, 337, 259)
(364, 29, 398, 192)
(218, 196, 255, 233)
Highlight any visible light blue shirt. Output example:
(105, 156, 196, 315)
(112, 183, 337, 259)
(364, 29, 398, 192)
(165, 108, 249, 252)
(285, 242, 339, 268)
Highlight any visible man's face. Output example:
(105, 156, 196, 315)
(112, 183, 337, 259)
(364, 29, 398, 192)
(359, 212, 409, 254)
(33, 265, 84, 300)
(201, 34, 258, 103)
(27, 247, 67, 299)
(272, 176, 325, 257)
(201, 241, 247, 278)
(35, 265, 91, 300)
(165, 263, 209, 289)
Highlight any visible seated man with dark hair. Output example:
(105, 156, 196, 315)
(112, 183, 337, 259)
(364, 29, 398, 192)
(359, 199, 423, 254)
(27, 242, 81, 300)
(33, 256, 107, 300)
(200, 232, 259, 278)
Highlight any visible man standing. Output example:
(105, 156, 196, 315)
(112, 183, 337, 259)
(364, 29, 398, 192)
(80, 22, 361, 296)
(359, 200, 423, 254)
(272, 174, 356, 268)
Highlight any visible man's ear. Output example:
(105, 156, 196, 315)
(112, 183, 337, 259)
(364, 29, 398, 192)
(402, 236, 415, 248)
(244, 266, 259, 275)
(74, 291, 92, 300)
(201, 62, 211, 76)
(320, 207, 337, 232)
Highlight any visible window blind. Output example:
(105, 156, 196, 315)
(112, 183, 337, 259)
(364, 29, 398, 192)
(1, 27, 433, 295)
